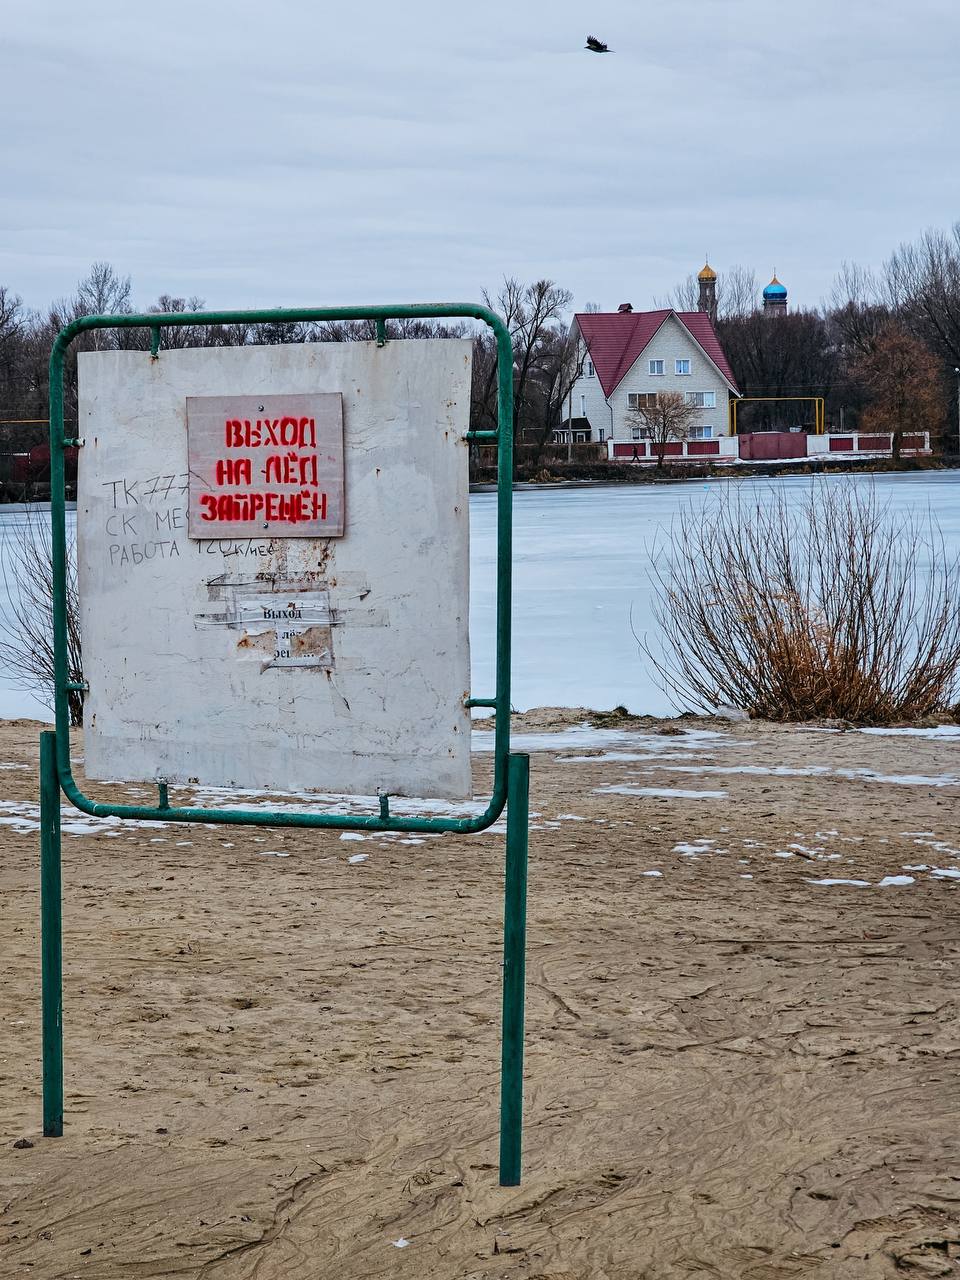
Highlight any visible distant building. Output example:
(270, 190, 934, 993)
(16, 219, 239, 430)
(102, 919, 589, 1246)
(763, 274, 788, 315)
(561, 302, 740, 448)
(698, 261, 718, 322)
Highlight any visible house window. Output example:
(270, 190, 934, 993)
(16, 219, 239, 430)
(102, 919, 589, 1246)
(675, 359, 691, 375)
(580, 394, 586, 417)
(598, 429, 605, 442)
(586, 358, 595, 377)
(689, 425, 714, 440)
(628, 393, 658, 410)
(631, 427, 641, 441)
(685, 390, 717, 408)
(648, 359, 664, 375)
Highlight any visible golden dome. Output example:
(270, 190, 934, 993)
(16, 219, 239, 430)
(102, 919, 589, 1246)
(698, 261, 717, 281)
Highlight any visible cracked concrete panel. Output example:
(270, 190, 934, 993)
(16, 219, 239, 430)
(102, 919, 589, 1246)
(77, 339, 473, 799)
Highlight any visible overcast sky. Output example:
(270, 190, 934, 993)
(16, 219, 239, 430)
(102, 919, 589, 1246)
(2, 0, 957, 318)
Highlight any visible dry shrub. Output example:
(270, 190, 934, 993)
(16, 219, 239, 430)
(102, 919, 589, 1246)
(0, 506, 83, 725)
(644, 483, 960, 724)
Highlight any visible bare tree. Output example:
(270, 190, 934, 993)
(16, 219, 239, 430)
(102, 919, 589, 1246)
(625, 391, 701, 468)
(716, 310, 836, 430)
(49, 262, 134, 351)
(830, 263, 893, 368)
(0, 507, 83, 725)
(644, 484, 960, 724)
(474, 278, 573, 457)
(883, 225, 960, 366)
(858, 326, 946, 458)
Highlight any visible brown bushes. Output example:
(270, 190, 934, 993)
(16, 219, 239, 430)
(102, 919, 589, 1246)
(645, 483, 960, 724)
(0, 507, 83, 725)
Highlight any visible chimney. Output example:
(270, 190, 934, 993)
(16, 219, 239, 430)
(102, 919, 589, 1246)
(617, 302, 633, 313)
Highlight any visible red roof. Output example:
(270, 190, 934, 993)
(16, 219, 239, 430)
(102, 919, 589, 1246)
(575, 309, 740, 397)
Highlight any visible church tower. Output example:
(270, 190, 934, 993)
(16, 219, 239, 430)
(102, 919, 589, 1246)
(763, 273, 788, 316)
(697, 261, 717, 322)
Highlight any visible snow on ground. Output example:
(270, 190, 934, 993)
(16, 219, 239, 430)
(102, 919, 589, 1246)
(470, 725, 730, 755)
(597, 785, 728, 800)
(859, 725, 960, 739)
(638, 762, 959, 787)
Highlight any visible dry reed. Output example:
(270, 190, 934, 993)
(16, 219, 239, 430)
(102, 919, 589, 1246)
(643, 483, 960, 724)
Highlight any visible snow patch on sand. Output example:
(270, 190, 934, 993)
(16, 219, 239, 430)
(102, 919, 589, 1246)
(596, 785, 728, 800)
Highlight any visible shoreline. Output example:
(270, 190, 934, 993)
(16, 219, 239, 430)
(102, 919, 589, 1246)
(471, 455, 958, 492)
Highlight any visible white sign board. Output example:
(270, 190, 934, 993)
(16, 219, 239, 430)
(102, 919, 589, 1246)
(77, 340, 473, 799)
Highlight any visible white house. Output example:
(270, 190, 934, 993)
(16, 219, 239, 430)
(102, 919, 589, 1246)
(561, 304, 741, 456)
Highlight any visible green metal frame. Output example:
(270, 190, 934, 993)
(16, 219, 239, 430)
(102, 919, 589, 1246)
(41, 303, 530, 1185)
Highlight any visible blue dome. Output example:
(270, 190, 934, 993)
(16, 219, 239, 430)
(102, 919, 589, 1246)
(763, 275, 787, 299)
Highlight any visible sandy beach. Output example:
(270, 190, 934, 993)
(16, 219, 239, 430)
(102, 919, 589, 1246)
(1, 711, 959, 1278)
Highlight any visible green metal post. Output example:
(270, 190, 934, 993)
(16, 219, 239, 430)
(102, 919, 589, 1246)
(40, 730, 63, 1137)
(499, 752, 530, 1186)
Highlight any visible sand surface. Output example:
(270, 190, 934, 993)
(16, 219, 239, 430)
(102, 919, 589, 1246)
(1, 712, 959, 1278)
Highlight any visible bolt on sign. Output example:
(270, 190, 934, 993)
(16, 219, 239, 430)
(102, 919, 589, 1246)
(186, 393, 344, 538)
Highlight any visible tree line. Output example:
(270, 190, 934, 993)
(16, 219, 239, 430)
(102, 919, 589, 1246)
(0, 266, 577, 468)
(2, 224, 959, 472)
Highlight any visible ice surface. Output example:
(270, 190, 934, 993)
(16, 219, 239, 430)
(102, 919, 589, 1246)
(470, 473, 960, 714)
(8, 475, 960, 722)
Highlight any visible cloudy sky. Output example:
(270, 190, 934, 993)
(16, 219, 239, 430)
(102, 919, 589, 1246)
(2, 0, 957, 317)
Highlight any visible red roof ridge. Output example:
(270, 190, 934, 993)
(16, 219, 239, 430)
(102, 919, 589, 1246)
(574, 307, 740, 397)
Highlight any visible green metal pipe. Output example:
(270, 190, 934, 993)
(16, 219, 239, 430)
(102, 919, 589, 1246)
(499, 752, 529, 1186)
(40, 731, 63, 1137)
(493, 319, 514, 810)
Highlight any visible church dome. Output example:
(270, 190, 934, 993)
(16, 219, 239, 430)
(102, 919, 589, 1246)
(698, 261, 717, 281)
(763, 274, 787, 299)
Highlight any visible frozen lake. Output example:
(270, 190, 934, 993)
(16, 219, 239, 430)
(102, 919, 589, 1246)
(2, 471, 960, 721)
(469, 471, 960, 715)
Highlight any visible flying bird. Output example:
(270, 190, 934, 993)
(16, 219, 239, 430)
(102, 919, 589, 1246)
(585, 35, 613, 53)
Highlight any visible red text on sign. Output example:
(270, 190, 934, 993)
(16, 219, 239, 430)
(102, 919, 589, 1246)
(224, 417, 317, 449)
